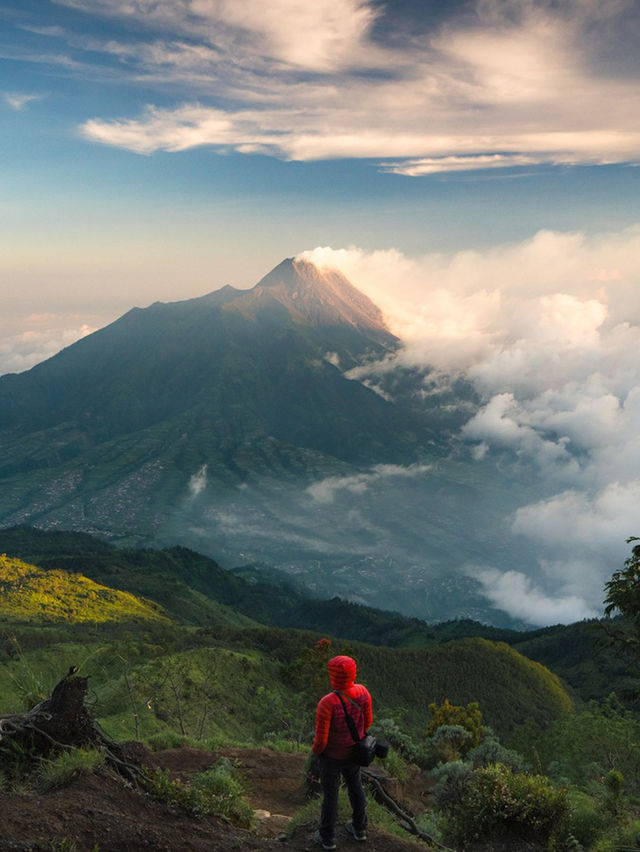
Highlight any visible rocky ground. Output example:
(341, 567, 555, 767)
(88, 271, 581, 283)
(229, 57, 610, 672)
(0, 745, 434, 852)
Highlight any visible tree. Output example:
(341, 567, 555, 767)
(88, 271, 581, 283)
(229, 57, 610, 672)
(604, 537, 640, 660)
(425, 699, 485, 748)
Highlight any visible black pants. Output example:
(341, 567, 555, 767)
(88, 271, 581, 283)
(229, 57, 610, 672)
(318, 755, 367, 843)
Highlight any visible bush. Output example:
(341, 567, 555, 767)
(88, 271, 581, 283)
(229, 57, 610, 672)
(426, 699, 485, 748)
(426, 724, 473, 765)
(435, 762, 569, 848)
(373, 718, 421, 764)
(147, 758, 253, 827)
(467, 734, 528, 772)
(565, 788, 608, 849)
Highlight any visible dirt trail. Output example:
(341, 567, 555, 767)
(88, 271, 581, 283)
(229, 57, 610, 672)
(0, 746, 433, 852)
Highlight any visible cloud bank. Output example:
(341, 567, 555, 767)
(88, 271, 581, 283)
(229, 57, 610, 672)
(0, 316, 95, 376)
(300, 223, 640, 623)
(36, 0, 640, 172)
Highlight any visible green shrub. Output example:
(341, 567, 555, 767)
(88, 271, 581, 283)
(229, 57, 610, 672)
(467, 734, 528, 772)
(380, 747, 409, 781)
(147, 758, 253, 827)
(565, 787, 608, 849)
(426, 699, 485, 747)
(426, 724, 473, 764)
(373, 718, 427, 766)
(38, 748, 105, 792)
(435, 762, 569, 848)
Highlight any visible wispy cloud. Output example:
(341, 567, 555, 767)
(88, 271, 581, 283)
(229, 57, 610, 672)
(35, 0, 640, 172)
(4, 91, 41, 110)
(306, 463, 432, 504)
(188, 464, 208, 497)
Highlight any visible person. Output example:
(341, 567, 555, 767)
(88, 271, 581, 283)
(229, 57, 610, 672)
(311, 654, 372, 850)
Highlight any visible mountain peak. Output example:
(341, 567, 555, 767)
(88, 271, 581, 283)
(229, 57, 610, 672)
(238, 257, 395, 344)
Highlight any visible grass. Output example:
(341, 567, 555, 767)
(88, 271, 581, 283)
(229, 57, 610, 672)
(146, 759, 254, 827)
(287, 784, 424, 847)
(38, 748, 105, 792)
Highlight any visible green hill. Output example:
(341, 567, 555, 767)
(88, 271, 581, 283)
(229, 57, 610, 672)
(0, 525, 626, 706)
(0, 554, 168, 624)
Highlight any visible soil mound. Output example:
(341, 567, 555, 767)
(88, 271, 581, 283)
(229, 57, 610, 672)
(0, 746, 430, 851)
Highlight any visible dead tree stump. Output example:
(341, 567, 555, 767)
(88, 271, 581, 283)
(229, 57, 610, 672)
(0, 670, 97, 757)
(0, 668, 147, 784)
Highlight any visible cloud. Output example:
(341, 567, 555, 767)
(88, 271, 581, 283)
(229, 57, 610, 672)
(306, 463, 432, 504)
(4, 92, 41, 110)
(56, 0, 379, 72)
(0, 318, 95, 376)
(45, 0, 640, 171)
(472, 568, 600, 626)
(188, 464, 208, 497)
(300, 223, 640, 619)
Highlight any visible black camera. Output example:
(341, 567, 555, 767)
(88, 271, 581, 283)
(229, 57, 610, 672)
(374, 739, 390, 759)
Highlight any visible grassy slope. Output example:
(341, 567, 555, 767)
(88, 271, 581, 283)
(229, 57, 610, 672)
(0, 554, 168, 624)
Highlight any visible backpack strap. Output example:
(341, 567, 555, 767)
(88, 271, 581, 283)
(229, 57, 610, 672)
(334, 690, 361, 744)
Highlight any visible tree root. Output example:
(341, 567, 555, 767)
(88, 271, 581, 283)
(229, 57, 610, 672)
(362, 768, 457, 852)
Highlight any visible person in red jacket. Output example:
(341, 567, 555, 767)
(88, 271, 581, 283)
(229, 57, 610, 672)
(312, 655, 372, 850)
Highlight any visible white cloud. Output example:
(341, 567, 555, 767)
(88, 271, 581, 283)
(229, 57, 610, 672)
(64, 0, 640, 171)
(300, 224, 640, 619)
(188, 464, 208, 496)
(472, 567, 600, 626)
(0, 319, 94, 376)
(58, 0, 380, 72)
(4, 92, 41, 110)
(306, 463, 432, 504)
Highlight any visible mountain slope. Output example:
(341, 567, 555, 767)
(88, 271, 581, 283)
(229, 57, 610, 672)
(0, 553, 168, 624)
(0, 259, 541, 624)
(1, 526, 623, 707)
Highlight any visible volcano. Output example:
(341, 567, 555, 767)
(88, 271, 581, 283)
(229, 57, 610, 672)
(0, 257, 526, 625)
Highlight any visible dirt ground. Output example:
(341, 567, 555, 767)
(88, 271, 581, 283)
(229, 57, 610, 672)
(0, 746, 435, 852)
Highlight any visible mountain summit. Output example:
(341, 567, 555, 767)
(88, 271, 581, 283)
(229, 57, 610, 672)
(236, 257, 394, 343)
(0, 257, 433, 529)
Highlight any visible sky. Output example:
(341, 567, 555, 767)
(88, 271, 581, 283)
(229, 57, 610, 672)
(2, 0, 640, 623)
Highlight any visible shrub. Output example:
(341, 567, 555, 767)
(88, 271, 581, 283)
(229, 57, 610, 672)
(426, 699, 485, 748)
(435, 762, 569, 848)
(373, 718, 426, 766)
(426, 724, 473, 765)
(565, 788, 607, 849)
(147, 758, 253, 827)
(467, 734, 528, 772)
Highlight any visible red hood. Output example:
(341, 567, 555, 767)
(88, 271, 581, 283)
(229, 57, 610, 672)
(328, 655, 356, 690)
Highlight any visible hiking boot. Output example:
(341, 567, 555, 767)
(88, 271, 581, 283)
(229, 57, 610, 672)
(314, 829, 337, 850)
(345, 820, 367, 841)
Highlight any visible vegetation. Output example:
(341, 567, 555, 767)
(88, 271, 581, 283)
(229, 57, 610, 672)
(435, 761, 570, 849)
(37, 748, 105, 792)
(0, 554, 167, 624)
(147, 759, 254, 826)
(1, 529, 640, 850)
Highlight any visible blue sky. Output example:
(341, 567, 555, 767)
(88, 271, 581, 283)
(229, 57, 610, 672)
(2, 0, 640, 622)
(2, 0, 640, 350)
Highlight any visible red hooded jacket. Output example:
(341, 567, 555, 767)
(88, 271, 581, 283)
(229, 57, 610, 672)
(312, 655, 373, 760)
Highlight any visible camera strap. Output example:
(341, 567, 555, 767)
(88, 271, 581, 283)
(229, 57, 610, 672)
(334, 690, 362, 744)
